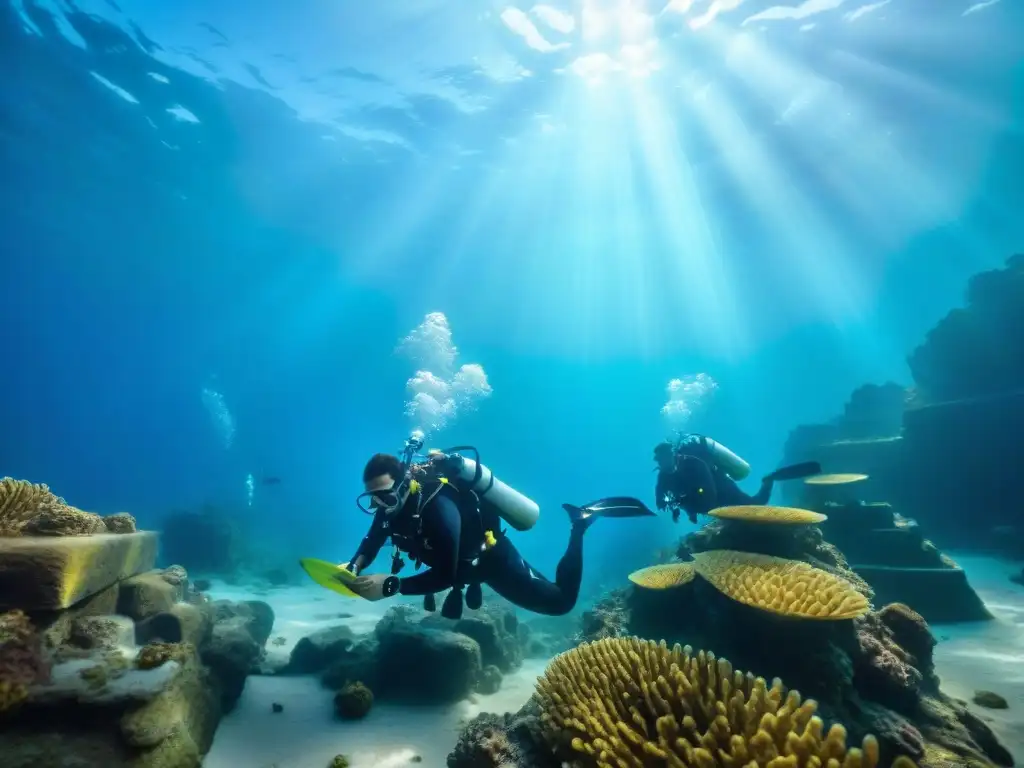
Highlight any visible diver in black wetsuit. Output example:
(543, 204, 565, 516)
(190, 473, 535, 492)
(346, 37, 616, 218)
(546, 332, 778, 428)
(654, 435, 821, 523)
(345, 449, 654, 619)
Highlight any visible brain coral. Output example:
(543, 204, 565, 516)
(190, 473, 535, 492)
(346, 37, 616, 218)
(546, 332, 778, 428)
(690, 550, 870, 620)
(535, 636, 917, 768)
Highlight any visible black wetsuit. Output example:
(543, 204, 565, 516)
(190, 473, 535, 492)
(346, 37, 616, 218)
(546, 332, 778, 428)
(656, 455, 774, 522)
(350, 488, 586, 616)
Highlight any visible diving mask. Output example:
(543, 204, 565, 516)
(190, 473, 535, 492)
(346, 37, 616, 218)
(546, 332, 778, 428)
(356, 483, 408, 516)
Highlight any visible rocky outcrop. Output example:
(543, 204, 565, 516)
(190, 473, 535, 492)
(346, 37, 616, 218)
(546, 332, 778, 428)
(0, 532, 159, 611)
(0, 509, 275, 768)
(781, 254, 1024, 554)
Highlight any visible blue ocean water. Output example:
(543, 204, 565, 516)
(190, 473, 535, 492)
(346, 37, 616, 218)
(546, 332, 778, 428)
(1, 0, 1022, 599)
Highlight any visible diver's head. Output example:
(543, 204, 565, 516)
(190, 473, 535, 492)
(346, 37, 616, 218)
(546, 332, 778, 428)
(654, 442, 675, 472)
(358, 453, 411, 517)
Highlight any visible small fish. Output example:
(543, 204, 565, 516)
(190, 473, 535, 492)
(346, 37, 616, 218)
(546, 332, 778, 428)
(262, 476, 282, 486)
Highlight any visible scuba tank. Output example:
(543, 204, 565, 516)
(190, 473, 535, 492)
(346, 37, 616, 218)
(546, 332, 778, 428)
(677, 434, 752, 481)
(437, 446, 540, 532)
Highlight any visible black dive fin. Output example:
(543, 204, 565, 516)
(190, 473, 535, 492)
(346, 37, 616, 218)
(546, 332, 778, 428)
(764, 461, 822, 483)
(563, 496, 657, 520)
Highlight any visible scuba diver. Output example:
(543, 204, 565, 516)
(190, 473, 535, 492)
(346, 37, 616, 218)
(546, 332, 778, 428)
(342, 431, 655, 620)
(654, 433, 821, 523)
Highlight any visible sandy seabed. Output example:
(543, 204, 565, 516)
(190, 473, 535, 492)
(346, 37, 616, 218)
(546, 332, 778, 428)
(202, 554, 1024, 768)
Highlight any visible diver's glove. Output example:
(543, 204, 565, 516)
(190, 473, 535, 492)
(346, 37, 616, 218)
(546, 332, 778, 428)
(349, 573, 401, 601)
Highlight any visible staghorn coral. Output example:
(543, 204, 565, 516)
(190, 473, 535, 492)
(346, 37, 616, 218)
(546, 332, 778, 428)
(535, 637, 918, 768)
(135, 641, 194, 670)
(628, 563, 696, 590)
(691, 550, 870, 620)
(710, 505, 828, 525)
(0, 609, 51, 712)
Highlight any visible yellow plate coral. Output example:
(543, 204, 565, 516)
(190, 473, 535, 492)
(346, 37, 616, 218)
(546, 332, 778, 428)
(627, 563, 696, 590)
(804, 473, 869, 485)
(709, 505, 827, 525)
(691, 549, 870, 620)
(534, 637, 916, 768)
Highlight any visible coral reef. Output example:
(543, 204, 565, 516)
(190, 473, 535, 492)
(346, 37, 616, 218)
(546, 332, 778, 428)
(535, 637, 916, 767)
(333, 681, 373, 720)
(448, 512, 1011, 768)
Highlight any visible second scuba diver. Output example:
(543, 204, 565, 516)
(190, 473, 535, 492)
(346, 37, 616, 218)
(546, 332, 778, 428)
(654, 433, 821, 523)
(342, 431, 656, 619)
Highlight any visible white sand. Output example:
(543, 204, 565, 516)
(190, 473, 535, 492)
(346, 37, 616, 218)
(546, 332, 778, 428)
(204, 555, 1024, 766)
(931, 553, 1024, 762)
(202, 580, 548, 767)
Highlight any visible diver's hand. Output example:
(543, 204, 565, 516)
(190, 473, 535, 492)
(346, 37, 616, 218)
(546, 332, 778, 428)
(349, 573, 400, 601)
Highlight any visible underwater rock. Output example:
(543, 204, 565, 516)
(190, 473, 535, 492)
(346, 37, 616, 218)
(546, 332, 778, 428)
(0, 640, 222, 768)
(840, 382, 909, 441)
(375, 625, 482, 703)
(103, 513, 137, 534)
(973, 690, 1009, 710)
(907, 253, 1024, 404)
(474, 664, 502, 695)
(0, 532, 159, 611)
(117, 572, 179, 621)
(22, 506, 108, 537)
(447, 701, 547, 768)
(422, 603, 524, 673)
(320, 638, 379, 691)
(68, 615, 134, 652)
(285, 624, 356, 674)
(199, 600, 274, 711)
(574, 588, 630, 645)
(135, 603, 213, 649)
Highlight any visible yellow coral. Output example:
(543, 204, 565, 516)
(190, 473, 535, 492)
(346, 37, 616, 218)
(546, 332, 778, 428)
(804, 473, 868, 486)
(709, 505, 828, 525)
(628, 563, 696, 590)
(535, 637, 918, 768)
(691, 550, 870, 620)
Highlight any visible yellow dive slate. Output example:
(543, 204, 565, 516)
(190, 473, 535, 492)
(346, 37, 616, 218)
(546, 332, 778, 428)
(299, 557, 359, 598)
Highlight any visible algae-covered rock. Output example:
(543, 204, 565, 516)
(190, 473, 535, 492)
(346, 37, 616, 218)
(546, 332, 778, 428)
(118, 572, 178, 621)
(200, 600, 275, 711)
(103, 513, 137, 534)
(0, 532, 158, 611)
(285, 624, 355, 674)
(375, 626, 481, 703)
